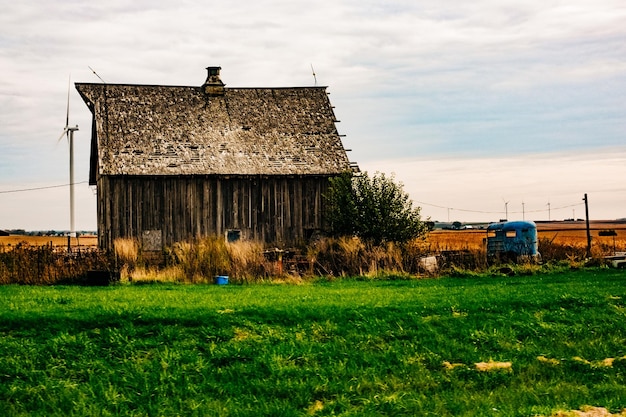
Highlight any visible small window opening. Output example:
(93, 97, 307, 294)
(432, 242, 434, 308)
(226, 230, 241, 243)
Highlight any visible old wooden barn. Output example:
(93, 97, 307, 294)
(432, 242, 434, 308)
(76, 67, 356, 250)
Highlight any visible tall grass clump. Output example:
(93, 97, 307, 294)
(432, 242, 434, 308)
(308, 236, 405, 277)
(538, 237, 587, 263)
(400, 237, 431, 273)
(158, 236, 270, 283)
(166, 236, 230, 283)
(225, 239, 270, 283)
(113, 237, 140, 280)
(537, 237, 620, 268)
(113, 237, 139, 265)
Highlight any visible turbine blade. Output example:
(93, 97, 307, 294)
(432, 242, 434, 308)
(88, 66, 106, 83)
(65, 74, 71, 128)
(57, 128, 68, 144)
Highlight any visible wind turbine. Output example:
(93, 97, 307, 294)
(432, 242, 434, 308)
(502, 198, 509, 221)
(57, 75, 79, 238)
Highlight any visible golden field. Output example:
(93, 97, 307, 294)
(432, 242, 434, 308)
(0, 235, 98, 250)
(427, 221, 626, 253)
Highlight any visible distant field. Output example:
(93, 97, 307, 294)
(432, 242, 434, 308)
(428, 221, 626, 252)
(0, 235, 98, 249)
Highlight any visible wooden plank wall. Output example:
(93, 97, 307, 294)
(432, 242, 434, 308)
(97, 175, 329, 250)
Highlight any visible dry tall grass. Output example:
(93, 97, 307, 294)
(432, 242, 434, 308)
(3, 222, 624, 285)
(308, 236, 406, 277)
(0, 244, 108, 285)
(166, 236, 230, 283)
(113, 238, 139, 264)
(126, 236, 271, 284)
(226, 240, 270, 283)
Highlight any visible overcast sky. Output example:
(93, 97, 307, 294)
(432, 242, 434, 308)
(1, 0, 625, 230)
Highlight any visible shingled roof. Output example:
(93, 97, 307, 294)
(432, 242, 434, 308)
(76, 72, 352, 181)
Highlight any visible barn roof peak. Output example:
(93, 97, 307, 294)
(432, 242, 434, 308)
(202, 66, 225, 96)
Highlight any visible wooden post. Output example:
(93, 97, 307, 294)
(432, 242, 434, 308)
(583, 193, 591, 257)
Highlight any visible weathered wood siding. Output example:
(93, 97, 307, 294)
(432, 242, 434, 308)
(97, 175, 330, 250)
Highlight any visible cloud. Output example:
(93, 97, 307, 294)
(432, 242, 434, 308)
(1, 0, 625, 228)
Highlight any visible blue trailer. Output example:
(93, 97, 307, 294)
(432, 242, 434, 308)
(486, 221, 540, 262)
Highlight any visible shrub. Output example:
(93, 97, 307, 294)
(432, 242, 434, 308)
(325, 171, 428, 244)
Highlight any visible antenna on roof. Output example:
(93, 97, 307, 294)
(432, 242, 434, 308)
(310, 64, 317, 86)
(88, 66, 106, 83)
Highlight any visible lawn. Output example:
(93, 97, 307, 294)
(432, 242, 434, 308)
(1, 269, 626, 416)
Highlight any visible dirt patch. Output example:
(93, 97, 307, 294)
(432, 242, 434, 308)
(537, 356, 560, 366)
(442, 361, 465, 370)
(548, 406, 626, 416)
(475, 360, 512, 372)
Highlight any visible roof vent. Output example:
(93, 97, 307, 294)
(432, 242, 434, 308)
(202, 66, 225, 96)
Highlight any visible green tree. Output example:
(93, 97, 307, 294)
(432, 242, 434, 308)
(325, 171, 428, 243)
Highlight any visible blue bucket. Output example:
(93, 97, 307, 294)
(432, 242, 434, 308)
(214, 275, 229, 285)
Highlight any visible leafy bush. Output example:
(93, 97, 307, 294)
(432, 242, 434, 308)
(325, 171, 428, 244)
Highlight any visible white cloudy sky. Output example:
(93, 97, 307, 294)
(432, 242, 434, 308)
(1, 0, 625, 230)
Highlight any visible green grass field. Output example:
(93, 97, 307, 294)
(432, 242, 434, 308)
(1, 269, 626, 416)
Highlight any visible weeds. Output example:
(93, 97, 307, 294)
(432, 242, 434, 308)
(308, 236, 405, 277)
(113, 237, 139, 265)
(0, 244, 109, 285)
(2, 229, 624, 285)
(165, 236, 231, 283)
(157, 237, 272, 284)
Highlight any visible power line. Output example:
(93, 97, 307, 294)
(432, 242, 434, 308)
(414, 200, 584, 215)
(0, 181, 88, 194)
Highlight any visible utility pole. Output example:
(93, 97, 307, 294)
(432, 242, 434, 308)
(583, 193, 591, 257)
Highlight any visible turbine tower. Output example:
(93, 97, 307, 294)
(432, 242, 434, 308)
(58, 76, 79, 238)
